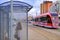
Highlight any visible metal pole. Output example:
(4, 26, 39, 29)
(26, 8, 28, 40)
(10, 0, 13, 40)
(36, 12, 37, 16)
(36, 9, 37, 16)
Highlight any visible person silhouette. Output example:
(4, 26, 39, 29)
(14, 21, 22, 40)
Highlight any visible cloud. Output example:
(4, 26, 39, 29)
(44, 0, 56, 2)
(33, 0, 43, 7)
(29, 8, 36, 13)
(37, 10, 40, 14)
(35, 0, 43, 4)
(18, 0, 57, 17)
(17, 0, 24, 1)
(28, 0, 42, 16)
(29, 0, 57, 13)
(28, 8, 37, 16)
(28, 8, 40, 17)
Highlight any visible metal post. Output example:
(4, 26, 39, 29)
(35, 9, 37, 16)
(26, 8, 28, 40)
(10, 0, 13, 40)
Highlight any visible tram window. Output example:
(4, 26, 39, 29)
(35, 18, 38, 22)
(40, 17, 46, 22)
(46, 15, 52, 23)
(38, 18, 41, 22)
(32, 18, 35, 21)
(59, 17, 60, 19)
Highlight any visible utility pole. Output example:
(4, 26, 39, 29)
(36, 11, 37, 16)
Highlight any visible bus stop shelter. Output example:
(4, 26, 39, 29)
(0, 1, 32, 40)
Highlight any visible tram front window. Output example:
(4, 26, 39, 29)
(46, 15, 52, 23)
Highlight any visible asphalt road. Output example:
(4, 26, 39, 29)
(28, 23, 60, 40)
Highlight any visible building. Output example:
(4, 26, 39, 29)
(28, 16, 33, 21)
(49, 0, 60, 18)
(40, 1, 52, 14)
(0, 1, 32, 40)
(49, 0, 60, 25)
(40, 3, 44, 14)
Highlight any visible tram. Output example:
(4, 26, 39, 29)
(33, 13, 59, 28)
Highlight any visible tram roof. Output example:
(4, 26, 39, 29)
(34, 13, 50, 18)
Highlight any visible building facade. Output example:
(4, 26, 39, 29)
(49, 1, 60, 17)
(40, 1, 52, 14)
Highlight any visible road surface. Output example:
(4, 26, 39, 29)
(28, 23, 60, 40)
(11, 22, 60, 40)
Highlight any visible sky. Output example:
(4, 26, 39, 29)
(0, 0, 57, 17)
(17, 0, 57, 17)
